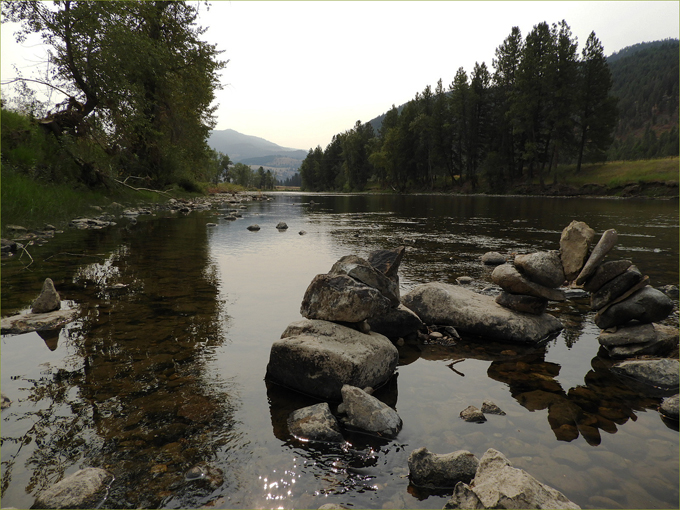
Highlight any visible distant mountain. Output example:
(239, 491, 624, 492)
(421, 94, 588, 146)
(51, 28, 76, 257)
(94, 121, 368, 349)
(207, 129, 306, 182)
(207, 129, 303, 162)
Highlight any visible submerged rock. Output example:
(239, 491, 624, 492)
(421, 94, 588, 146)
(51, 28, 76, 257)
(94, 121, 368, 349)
(33, 467, 113, 509)
(444, 449, 581, 509)
(287, 402, 344, 442)
(338, 385, 402, 438)
(408, 447, 478, 489)
(402, 282, 562, 344)
(266, 319, 399, 400)
(300, 273, 392, 323)
(559, 220, 595, 282)
(31, 278, 61, 314)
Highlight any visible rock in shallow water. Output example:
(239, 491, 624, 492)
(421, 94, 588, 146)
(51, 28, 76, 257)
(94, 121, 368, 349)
(492, 264, 566, 301)
(33, 468, 113, 509)
(444, 448, 581, 509)
(31, 278, 61, 314)
(266, 319, 398, 400)
(287, 402, 344, 442)
(612, 358, 680, 391)
(408, 447, 479, 489)
(338, 385, 402, 438)
(401, 282, 562, 344)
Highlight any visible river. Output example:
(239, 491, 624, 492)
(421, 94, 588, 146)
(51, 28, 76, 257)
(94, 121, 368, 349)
(1, 193, 678, 509)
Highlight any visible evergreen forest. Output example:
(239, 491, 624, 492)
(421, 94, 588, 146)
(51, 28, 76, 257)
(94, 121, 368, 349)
(299, 24, 679, 193)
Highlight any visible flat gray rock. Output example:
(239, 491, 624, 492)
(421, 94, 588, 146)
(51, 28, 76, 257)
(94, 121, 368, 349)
(582, 260, 632, 293)
(590, 265, 643, 311)
(402, 283, 562, 344)
(266, 320, 399, 400)
(599, 323, 678, 358)
(1, 309, 77, 335)
(612, 358, 679, 391)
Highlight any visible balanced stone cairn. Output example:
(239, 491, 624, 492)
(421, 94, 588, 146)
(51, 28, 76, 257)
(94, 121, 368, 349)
(491, 250, 566, 316)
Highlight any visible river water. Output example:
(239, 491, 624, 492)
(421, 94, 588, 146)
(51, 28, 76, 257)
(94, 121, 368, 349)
(1, 193, 678, 509)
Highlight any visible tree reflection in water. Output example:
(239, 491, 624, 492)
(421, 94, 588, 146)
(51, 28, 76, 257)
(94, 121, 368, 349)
(1, 215, 243, 509)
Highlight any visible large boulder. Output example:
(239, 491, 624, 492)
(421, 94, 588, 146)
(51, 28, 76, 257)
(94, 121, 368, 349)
(330, 255, 400, 306)
(491, 264, 566, 301)
(338, 385, 402, 438)
(31, 278, 61, 314)
(594, 287, 674, 329)
(266, 320, 399, 400)
(582, 259, 633, 293)
(33, 468, 113, 509)
(287, 403, 344, 443)
(367, 304, 424, 339)
(513, 251, 565, 288)
(401, 283, 563, 344)
(599, 323, 679, 358)
(559, 220, 596, 282)
(444, 449, 581, 509)
(408, 447, 479, 489)
(575, 229, 618, 285)
(300, 273, 391, 323)
(611, 358, 679, 391)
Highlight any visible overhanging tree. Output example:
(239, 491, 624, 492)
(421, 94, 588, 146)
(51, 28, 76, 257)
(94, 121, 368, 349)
(2, 0, 226, 186)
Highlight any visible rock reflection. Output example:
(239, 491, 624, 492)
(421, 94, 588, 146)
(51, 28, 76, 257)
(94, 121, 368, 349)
(2, 215, 242, 509)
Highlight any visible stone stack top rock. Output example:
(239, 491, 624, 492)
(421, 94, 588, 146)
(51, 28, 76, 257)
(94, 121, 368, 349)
(560, 220, 596, 282)
(31, 278, 61, 314)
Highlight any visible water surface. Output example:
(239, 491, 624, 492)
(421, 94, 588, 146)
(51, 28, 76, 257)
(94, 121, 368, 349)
(1, 193, 678, 509)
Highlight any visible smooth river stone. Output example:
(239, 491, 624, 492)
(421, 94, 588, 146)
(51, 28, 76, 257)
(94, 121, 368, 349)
(594, 287, 674, 329)
(492, 264, 566, 301)
(514, 251, 565, 288)
(582, 260, 632, 292)
(575, 229, 618, 285)
(560, 220, 596, 281)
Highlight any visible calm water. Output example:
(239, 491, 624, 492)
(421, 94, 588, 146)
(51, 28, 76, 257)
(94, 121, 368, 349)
(1, 193, 678, 509)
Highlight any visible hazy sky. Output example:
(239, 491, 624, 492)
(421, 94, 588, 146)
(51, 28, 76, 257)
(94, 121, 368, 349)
(2, 1, 679, 151)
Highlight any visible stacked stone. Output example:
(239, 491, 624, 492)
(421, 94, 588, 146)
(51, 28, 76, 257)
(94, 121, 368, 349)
(560, 221, 676, 358)
(490, 250, 566, 315)
(266, 247, 409, 402)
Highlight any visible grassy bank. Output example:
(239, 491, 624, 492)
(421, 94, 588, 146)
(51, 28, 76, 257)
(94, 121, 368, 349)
(0, 166, 174, 237)
(551, 157, 679, 188)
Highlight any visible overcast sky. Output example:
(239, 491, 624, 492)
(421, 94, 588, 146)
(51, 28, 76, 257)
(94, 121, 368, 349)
(2, 1, 679, 151)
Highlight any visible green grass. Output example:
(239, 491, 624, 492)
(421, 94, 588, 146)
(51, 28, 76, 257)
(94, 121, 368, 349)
(0, 166, 174, 236)
(552, 157, 679, 187)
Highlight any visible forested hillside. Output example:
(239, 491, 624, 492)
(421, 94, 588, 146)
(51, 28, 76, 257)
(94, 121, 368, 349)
(607, 39, 679, 160)
(299, 28, 678, 193)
